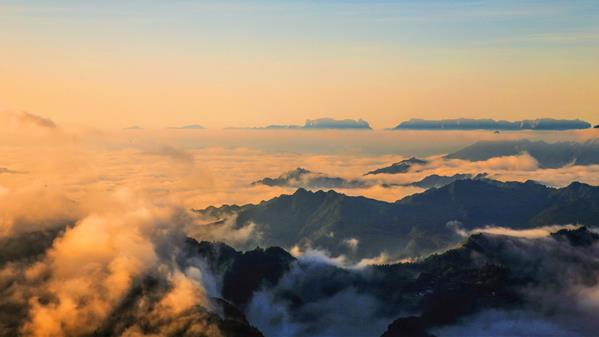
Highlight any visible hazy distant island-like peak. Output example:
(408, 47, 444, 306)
(232, 117, 372, 130)
(263, 124, 302, 129)
(168, 124, 204, 129)
(167, 124, 205, 130)
(124, 125, 143, 130)
(303, 118, 371, 129)
(393, 118, 591, 130)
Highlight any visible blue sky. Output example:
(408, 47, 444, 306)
(1, 0, 598, 127)
(4, 1, 598, 45)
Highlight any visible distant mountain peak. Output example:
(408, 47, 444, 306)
(303, 117, 371, 129)
(365, 157, 429, 175)
(446, 139, 599, 168)
(551, 226, 599, 247)
(242, 117, 372, 130)
(253, 168, 370, 189)
(405, 172, 488, 189)
(168, 124, 204, 129)
(393, 118, 591, 130)
(124, 125, 143, 130)
(287, 167, 312, 177)
(293, 187, 311, 195)
(565, 181, 591, 189)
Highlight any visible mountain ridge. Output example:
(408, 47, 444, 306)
(446, 139, 599, 168)
(195, 179, 599, 260)
(393, 118, 591, 130)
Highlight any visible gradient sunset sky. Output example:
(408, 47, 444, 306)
(1, 0, 598, 128)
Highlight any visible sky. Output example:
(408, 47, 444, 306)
(1, 0, 598, 129)
(1, 3, 599, 334)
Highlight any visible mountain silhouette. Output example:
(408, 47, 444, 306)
(197, 179, 599, 260)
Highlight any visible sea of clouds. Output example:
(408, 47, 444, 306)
(1, 110, 599, 336)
